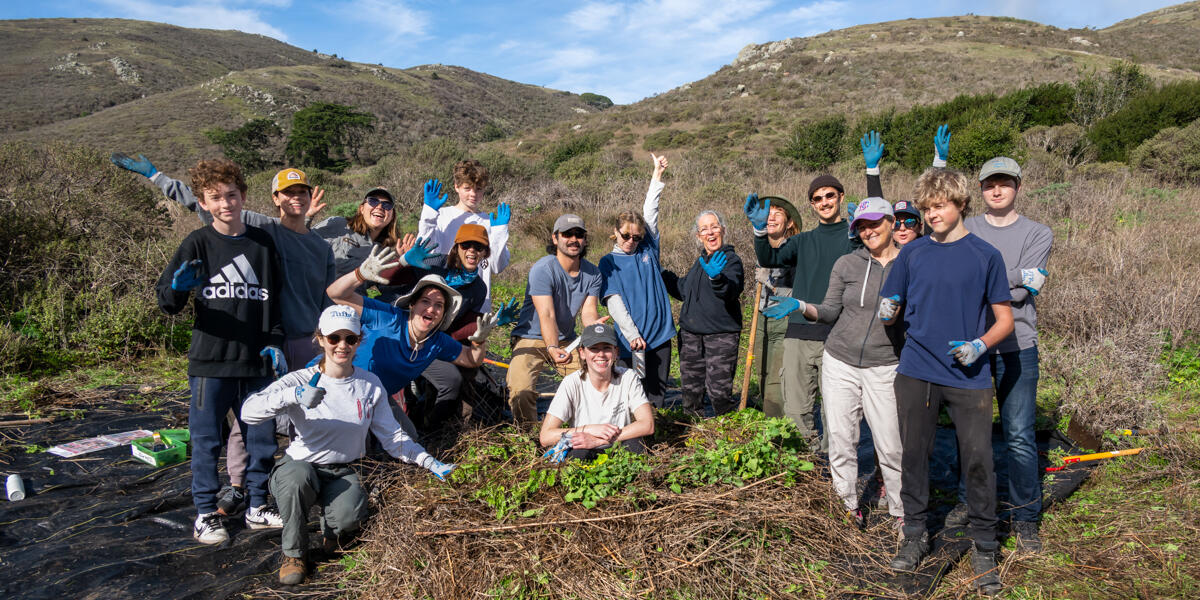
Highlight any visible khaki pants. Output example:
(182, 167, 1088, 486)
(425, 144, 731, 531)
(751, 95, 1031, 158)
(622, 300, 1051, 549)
(756, 312, 789, 417)
(782, 337, 825, 450)
(506, 337, 582, 423)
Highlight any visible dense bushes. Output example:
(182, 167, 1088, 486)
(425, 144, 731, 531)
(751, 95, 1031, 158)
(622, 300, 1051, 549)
(777, 115, 846, 169)
(543, 130, 612, 172)
(1129, 118, 1200, 183)
(0, 142, 185, 372)
(285, 102, 376, 173)
(1088, 81, 1200, 162)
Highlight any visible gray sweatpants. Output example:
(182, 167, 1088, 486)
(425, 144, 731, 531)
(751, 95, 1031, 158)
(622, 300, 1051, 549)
(270, 454, 368, 558)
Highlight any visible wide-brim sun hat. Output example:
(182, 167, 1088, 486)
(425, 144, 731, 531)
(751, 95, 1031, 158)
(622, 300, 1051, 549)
(754, 195, 802, 231)
(393, 274, 463, 331)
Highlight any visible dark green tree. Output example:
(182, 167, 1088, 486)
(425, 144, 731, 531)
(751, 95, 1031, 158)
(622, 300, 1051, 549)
(777, 116, 847, 170)
(284, 103, 375, 172)
(580, 93, 614, 110)
(203, 118, 282, 173)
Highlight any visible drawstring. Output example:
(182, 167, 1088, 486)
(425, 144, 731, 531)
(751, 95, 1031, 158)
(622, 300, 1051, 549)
(859, 257, 871, 308)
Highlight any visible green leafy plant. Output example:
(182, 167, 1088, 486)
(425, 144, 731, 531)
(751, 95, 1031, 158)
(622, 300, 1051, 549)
(560, 445, 651, 509)
(666, 411, 814, 492)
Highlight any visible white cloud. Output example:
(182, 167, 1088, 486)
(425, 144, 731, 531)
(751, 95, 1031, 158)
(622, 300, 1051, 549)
(565, 2, 625, 32)
(333, 0, 429, 39)
(783, 0, 850, 22)
(96, 0, 289, 40)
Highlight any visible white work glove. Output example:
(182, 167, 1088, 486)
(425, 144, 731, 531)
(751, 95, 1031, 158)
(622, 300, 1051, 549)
(947, 339, 987, 367)
(468, 311, 499, 344)
(1020, 268, 1048, 296)
(292, 373, 326, 409)
(878, 295, 902, 321)
(357, 244, 401, 284)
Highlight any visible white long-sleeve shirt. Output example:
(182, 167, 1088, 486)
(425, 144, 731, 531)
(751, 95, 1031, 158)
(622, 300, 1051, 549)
(241, 366, 432, 467)
(417, 204, 510, 310)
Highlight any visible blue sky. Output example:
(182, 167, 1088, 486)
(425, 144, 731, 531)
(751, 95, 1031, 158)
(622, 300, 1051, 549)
(5, 1, 1181, 104)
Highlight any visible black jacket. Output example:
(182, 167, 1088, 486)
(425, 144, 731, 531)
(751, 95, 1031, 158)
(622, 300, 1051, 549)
(663, 243, 745, 335)
(157, 226, 285, 378)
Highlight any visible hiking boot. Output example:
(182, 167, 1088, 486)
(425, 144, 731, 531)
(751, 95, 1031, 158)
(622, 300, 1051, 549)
(216, 485, 247, 517)
(945, 502, 969, 528)
(845, 508, 865, 530)
(890, 531, 929, 572)
(970, 546, 1003, 596)
(279, 555, 306, 585)
(193, 512, 228, 545)
(1012, 520, 1043, 553)
(245, 504, 284, 529)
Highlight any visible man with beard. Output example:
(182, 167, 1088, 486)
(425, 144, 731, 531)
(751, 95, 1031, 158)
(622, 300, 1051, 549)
(507, 214, 603, 423)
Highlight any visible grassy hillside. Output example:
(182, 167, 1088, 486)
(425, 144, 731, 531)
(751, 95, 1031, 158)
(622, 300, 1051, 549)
(0, 18, 324, 134)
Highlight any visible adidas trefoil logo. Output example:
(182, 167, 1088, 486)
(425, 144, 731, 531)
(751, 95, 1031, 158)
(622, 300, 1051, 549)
(202, 254, 270, 301)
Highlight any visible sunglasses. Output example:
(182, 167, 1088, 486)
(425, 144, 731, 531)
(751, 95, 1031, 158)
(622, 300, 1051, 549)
(325, 333, 360, 345)
(365, 197, 394, 211)
(893, 217, 920, 231)
(618, 231, 644, 243)
(811, 191, 839, 203)
(560, 228, 587, 239)
(460, 241, 488, 252)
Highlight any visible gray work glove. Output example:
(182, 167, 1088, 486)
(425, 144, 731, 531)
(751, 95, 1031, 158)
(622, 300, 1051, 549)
(468, 311, 499, 344)
(358, 244, 401, 284)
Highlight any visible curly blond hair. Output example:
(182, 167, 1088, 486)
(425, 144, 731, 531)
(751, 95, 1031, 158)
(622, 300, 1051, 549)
(912, 168, 972, 218)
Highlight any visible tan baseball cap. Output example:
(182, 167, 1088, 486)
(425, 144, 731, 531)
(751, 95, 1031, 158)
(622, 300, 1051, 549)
(271, 168, 311, 193)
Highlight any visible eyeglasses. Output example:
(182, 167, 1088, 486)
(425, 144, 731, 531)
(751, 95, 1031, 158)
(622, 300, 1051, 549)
(893, 218, 920, 231)
(325, 333, 360, 345)
(618, 231, 644, 243)
(365, 197, 394, 211)
(811, 191, 839, 203)
(560, 228, 587, 239)
(460, 241, 488, 252)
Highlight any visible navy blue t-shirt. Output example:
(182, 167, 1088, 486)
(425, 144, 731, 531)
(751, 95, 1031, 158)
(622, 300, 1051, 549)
(353, 297, 462, 396)
(880, 233, 1011, 389)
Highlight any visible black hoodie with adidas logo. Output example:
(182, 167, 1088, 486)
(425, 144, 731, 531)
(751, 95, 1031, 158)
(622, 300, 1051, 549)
(157, 226, 285, 378)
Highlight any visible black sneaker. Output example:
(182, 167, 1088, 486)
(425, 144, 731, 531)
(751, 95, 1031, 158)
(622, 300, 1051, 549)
(890, 531, 929, 572)
(970, 547, 1003, 596)
(1012, 520, 1043, 553)
(216, 485, 247, 517)
(944, 502, 968, 528)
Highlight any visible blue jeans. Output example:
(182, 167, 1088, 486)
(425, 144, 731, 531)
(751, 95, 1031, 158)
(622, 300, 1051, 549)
(952, 346, 1042, 523)
(189, 376, 277, 513)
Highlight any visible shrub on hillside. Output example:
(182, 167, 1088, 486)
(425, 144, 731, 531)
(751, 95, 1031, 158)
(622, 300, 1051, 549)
(1071, 61, 1152, 128)
(643, 129, 695, 151)
(543, 131, 612, 172)
(1129, 118, 1200, 183)
(285, 102, 375, 173)
(1087, 80, 1200, 163)
(777, 115, 846, 170)
(580, 93, 614, 110)
(949, 117, 1025, 172)
(204, 118, 282, 173)
(0, 142, 183, 372)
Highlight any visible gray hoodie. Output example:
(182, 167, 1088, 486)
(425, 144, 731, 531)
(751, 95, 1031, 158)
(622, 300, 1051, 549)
(812, 247, 905, 368)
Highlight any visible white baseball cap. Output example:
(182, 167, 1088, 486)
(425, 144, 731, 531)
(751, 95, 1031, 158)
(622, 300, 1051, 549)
(318, 304, 361, 336)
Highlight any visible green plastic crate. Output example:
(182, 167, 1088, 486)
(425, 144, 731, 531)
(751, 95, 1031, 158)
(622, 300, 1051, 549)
(160, 429, 190, 454)
(131, 432, 187, 467)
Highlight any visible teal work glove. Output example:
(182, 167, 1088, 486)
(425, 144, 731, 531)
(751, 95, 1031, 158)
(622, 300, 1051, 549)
(861, 130, 883, 170)
(763, 296, 805, 320)
(934, 124, 951, 167)
(170, 259, 204, 292)
(878, 294, 902, 321)
(743, 193, 769, 230)
(293, 372, 325, 409)
(489, 202, 511, 227)
(260, 346, 289, 378)
(110, 152, 157, 178)
(399, 236, 443, 269)
(699, 251, 727, 279)
(947, 338, 987, 367)
(423, 178, 449, 211)
(1020, 268, 1048, 296)
(495, 299, 521, 326)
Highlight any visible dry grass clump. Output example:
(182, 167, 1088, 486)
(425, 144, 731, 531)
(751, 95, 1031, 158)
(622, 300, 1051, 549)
(328, 412, 901, 599)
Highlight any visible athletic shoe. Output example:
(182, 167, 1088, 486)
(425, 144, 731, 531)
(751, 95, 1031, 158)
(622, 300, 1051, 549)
(216, 485, 247, 517)
(193, 512, 228, 545)
(1012, 520, 1043, 553)
(944, 502, 969, 528)
(845, 508, 864, 530)
(245, 504, 284, 529)
(890, 531, 929, 572)
(970, 547, 1003, 595)
(279, 555, 306, 585)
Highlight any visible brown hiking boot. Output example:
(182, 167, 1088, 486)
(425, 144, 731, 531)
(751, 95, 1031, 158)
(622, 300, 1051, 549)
(279, 555, 306, 585)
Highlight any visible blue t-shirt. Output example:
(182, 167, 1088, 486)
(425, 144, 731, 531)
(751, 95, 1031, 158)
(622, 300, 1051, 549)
(599, 237, 676, 353)
(353, 297, 462, 396)
(880, 234, 1012, 389)
(511, 255, 602, 342)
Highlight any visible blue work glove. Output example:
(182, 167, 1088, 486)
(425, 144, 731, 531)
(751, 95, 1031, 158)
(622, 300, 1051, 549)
(170, 259, 204, 292)
(426, 458, 457, 482)
(878, 294, 902, 321)
(763, 296, 805, 320)
(110, 152, 157, 178)
(400, 236, 444, 269)
(495, 299, 522, 326)
(743, 193, 769, 230)
(861, 130, 883, 170)
(489, 202, 511, 227)
(699, 251, 727, 279)
(260, 346, 288, 378)
(947, 339, 987, 367)
(423, 178, 449, 211)
(1020, 268, 1048, 296)
(543, 433, 573, 464)
(293, 372, 325, 409)
(934, 124, 951, 167)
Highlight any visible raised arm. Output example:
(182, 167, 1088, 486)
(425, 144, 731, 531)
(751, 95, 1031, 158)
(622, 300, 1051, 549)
(488, 203, 512, 275)
(644, 153, 668, 237)
(417, 178, 448, 239)
(862, 131, 885, 198)
(326, 245, 401, 314)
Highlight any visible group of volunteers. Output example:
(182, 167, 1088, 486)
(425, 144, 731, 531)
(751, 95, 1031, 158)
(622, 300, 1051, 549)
(112, 119, 1050, 594)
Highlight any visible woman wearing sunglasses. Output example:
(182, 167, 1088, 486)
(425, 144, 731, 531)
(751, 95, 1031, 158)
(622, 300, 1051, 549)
(311, 187, 399, 278)
(597, 153, 676, 407)
(242, 305, 455, 586)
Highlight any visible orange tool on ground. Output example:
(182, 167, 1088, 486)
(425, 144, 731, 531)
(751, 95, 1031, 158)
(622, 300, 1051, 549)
(1045, 448, 1143, 472)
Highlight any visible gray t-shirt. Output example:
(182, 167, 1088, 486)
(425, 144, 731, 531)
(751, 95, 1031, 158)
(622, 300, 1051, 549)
(511, 255, 601, 342)
(964, 214, 1053, 353)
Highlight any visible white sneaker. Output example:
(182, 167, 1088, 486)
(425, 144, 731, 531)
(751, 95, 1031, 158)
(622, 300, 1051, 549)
(245, 504, 284, 529)
(194, 512, 229, 545)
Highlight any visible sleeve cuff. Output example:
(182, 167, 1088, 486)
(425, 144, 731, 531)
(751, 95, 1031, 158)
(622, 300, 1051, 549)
(932, 157, 947, 168)
(753, 227, 767, 237)
(865, 166, 880, 176)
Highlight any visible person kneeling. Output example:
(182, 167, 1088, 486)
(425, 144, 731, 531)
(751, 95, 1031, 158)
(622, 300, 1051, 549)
(539, 323, 655, 460)
(242, 305, 455, 585)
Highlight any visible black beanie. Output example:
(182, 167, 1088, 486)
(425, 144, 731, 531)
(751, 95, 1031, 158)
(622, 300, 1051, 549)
(807, 174, 844, 200)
